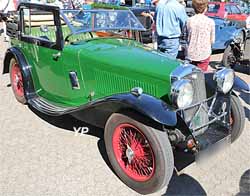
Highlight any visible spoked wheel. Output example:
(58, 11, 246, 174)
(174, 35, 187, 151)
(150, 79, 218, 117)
(9, 58, 26, 104)
(105, 113, 174, 194)
(230, 95, 245, 143)
(112, 123, 155, 181)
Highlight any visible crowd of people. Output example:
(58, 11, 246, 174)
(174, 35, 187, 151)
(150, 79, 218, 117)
(154, 0, 215, 71)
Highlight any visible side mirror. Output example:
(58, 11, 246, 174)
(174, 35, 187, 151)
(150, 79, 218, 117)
(40, 25, 49, 33)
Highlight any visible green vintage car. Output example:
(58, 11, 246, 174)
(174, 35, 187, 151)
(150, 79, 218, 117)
(3, 2, 245, 194)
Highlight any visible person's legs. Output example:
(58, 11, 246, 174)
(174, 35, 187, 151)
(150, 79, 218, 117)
(157, 37, 179, 58)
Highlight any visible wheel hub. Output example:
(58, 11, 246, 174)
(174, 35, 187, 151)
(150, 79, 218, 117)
(126, 145, 134, 164)
(15, 75, 19, 86)
(112, 123, 155, 181)
(11, 63, 24, 97)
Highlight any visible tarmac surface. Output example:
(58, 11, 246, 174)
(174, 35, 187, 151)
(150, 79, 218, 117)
(0, 23, 249, 196)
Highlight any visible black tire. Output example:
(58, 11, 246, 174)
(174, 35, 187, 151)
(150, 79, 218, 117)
(231, 95, 245, 143)
(237, 31, 245, 51)
(222, 45, 236, 68)
(9, 58, 26, 104)
(104, 113, 174, 194)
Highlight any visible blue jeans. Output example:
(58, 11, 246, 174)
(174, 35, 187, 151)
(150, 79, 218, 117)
(157, 36, 180, 58)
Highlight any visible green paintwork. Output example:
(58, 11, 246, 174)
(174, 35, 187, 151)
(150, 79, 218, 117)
(8, 4, 183, 108)
(13, 36, 181, 107)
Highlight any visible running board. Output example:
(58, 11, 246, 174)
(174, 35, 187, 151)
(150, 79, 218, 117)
(28, 96, 77, 116)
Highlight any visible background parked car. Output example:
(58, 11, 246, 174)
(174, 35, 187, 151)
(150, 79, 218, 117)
(215, 17, 249, 67)
(206, 2, 247, 20)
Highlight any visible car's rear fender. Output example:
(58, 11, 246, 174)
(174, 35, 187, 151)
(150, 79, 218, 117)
(3, 47, 36, 100)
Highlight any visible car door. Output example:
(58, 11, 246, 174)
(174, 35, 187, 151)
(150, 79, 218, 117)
(19, 5, 69, 103)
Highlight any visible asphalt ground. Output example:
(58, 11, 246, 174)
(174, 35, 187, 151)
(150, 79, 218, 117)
(0, 23, 250, 196)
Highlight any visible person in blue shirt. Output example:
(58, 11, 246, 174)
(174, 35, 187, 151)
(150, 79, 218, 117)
(155, 0, 187, 58)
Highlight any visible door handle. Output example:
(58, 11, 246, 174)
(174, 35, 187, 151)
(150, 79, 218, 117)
(52, 52, 61, 61)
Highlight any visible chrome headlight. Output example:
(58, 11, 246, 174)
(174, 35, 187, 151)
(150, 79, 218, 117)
(214, 68, 234, 94)
(171, 79, 194, 108)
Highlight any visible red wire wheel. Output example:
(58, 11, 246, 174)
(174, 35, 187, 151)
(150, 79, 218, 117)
(9, 58, 26, 104)
(112, 123, 155, 181)
(105, 113, 174, 194)
(11, 63, 24, 97)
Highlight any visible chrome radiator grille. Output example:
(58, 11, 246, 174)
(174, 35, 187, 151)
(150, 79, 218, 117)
(186, 72, 207, 105)
(182, 72, 209, 133)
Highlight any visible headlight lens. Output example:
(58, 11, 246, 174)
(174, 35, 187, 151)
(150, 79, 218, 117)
(214, 68, 234, 94)
(171, 79, 194, 108)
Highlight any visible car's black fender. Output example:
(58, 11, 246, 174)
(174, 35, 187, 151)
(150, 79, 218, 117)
(3, 47, 35, 100)
(71, 93, 179, 130)
(204, 72, 249, 95)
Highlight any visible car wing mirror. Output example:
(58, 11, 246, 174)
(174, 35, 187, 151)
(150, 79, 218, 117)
(40, 25, 49, 33)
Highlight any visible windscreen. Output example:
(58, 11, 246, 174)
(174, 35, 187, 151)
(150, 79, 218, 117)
(207, 4, 220, 13)
(61, 9, 145, 33)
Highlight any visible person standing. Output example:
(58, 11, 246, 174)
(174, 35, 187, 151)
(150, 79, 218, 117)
(154, 0, 187, 58)
(186, 0, 215, 71)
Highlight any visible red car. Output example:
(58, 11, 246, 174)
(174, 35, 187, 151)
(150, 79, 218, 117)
(206, 2, 248, 21)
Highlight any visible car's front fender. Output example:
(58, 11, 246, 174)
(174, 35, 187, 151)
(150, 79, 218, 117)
(104, 93, 177, 126)
(71, 93, 178, 129)
(204, 72, 246, 96)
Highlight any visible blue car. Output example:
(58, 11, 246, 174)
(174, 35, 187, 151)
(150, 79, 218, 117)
(212, 17, 246, 51)
(212, 17, 249, 67)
